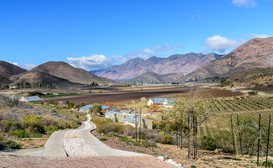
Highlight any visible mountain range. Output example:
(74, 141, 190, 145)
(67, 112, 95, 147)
(1, 37, 273, 88)
(186, 37, 273, 82)
(95, 53, 222, 80)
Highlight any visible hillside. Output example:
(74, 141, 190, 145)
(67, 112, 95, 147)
(96, 53, 221, 80)
(0, 61, 27, 78)
(226, 67, 273, 87)
(31, 61, 111, 85)
(187, 37, 273, 81)
(127, 72, 184, 84)
(0, 61, 27, 87)
(10, 71, 81, 88)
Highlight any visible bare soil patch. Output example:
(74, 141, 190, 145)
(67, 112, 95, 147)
(44, 86, 242, 104)
(20, 138, 47, 149)
(93, 132, 257, 168)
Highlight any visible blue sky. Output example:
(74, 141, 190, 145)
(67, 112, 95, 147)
(0, 0, 272, 70)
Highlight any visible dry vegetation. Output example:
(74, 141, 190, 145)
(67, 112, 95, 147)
(0, 94, 85, 150)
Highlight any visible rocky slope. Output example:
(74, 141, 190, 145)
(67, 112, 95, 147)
(226, 67, 273, 87)
(96, 53, 221, 80)
(31, 61, 111, 85)
(187, 37, 273, 81)
(127, 72, 184, 84)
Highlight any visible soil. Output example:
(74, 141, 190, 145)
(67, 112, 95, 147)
(44, 86, 242, 105)
(93, 132, 258, 168)
(0, 155, 176, 168)
(20, 138, 48, 149)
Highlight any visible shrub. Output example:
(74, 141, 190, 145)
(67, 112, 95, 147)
(99, 137, 108, 141)
(262, 161, 273, 167)
(200, 135, 219, 151)
(9, 129, 30, 138)
(92, 116, 125, 134)
(142, 139, 156, 147)
(158, 132, 174, 144)
(0, 136, 21, 150)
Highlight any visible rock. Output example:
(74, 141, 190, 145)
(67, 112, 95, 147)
(157, 156, 165, 161)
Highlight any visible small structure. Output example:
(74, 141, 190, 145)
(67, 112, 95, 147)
(120, 109, 133, 118)
(163, 98, 175, 108)
(147, 98, 175, 108)
(124, 115, 153, 130)
(9, 85, 18, 89)
(105, 110, 124, 122)
(79, 104, 93, 112)
(147, 98, 165, 106)
(101, 105, 112, 113)
(20, 95, 42, 103)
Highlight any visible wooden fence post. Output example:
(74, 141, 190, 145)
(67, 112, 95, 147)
(257, 113, 261, 167)
(265, 114, 271, 168)
(237, 115, 243, 154)
(230, 115, 236, 154)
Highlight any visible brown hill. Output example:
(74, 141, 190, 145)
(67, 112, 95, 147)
(10, 71, 81, 88)
(96, 53, 221, 80)
(0, 61, 27, 78)
(0, 61, 27, 87)
(31, 61, 111, 85)
(187, 37, 273, 81)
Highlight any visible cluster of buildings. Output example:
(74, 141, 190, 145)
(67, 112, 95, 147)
(18, 95, 176, 130)
(79, 104, 153, 130)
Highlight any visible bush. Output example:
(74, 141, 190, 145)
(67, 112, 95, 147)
(200, 135, 219, 151)
(142, 139, 156, 147)
(158, 132, 174, 144)
(92, 116, 125, 134)
(99, 137, 108, 141)
(262, 161, 273, 167)
(9, 129, 30, 138)
(0, 136, 21, 150)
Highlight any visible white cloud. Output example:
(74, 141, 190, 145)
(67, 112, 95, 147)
(205, 35, 239, 53)
(232, 0, 257, 8)
(20, 64, 37, 70)
(142, 48, 154, 54)
(251, 33, 270, 38)
(67, 54, 111, 71)
(8, 62, 36, 70)
(123, 44, 174, 60)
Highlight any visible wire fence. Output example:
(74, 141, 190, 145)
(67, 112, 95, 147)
(195, 111, 273, 167)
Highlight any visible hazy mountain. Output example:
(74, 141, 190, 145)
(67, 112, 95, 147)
(31, 61, 111, 85)
(10, 71, 81, 88)
(186, 37, 273, 81)
(127, 71, 184, 84)
(95, 53, 222, 80)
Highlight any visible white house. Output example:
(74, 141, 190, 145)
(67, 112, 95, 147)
(20, 96, 42, 103)
(147, 98, 175, 108)
(147, 98, 165, 106)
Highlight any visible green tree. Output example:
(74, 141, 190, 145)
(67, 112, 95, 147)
(167, 97, 210, 159)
